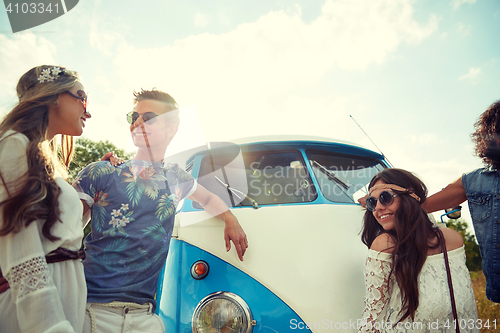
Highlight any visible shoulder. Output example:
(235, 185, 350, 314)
(439, 227, 464, 251)
(93, 159, 133, 169)
(165, 163, 193, 179)
(0, 131, 29, 165)
(78, 160, 123, 180)
(82, 160, 114, 171)
(462, 167, 496, 194)
(370, 233, 396, 253)
(462, 167, 492, 181)
(164, 162, 181, 172)
(0, 130, 29, 149)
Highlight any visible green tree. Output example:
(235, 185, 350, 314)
(68, 137, 134, 181)
(445, 218, 482, 272)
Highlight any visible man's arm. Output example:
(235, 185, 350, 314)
(189, 184, 248, 261)
(422, 177, 467, 213)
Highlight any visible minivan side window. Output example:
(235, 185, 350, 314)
(194, 150, 317, 208)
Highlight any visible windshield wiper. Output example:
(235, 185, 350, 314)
(215, 176, 259, 209)
(309, 160, 350, 190)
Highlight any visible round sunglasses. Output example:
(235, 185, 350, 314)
(366, 190, 398, 212)
(66, 90, 87, 111)
(126, 111, 159, 125)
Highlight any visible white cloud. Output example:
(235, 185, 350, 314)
(109, 0, 437, 141)
(0, 33, 57, 112)
(114, 0, 437, 79)
(0, 0, 439, 154)
(88, 1, 128, 56)
(451, 0, 478, 10)
(458, 67, 481, 84)
(194, 13, 209, 27)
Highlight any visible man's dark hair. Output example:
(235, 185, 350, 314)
(471, 100, 500, 168)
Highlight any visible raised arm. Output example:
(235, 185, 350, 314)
(189, 184, 248, 261)
(421, 177, 467, 213)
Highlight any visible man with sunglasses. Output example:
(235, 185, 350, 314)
(422, 100, 500, 304)
(73, 89, 248, 333)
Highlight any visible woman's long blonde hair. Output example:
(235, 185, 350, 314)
(0, 65, 79, 241)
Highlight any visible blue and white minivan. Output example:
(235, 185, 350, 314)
(156, 135, 389, 332)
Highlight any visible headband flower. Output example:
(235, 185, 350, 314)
(37, 66, 76, 83)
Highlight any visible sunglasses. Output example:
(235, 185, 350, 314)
(66, 90, 88, 111)
(366, 191, 398, 212)
(126, 111, 160, 125)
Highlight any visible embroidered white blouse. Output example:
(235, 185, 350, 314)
(360, 245, 479, 332)
(0, 131, 86, 333)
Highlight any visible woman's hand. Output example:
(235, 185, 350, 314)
(100, 151, 125, 166)
(358, 194, 368, 208)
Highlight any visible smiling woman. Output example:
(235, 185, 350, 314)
(359, 168, 479, 332)
(0, 65, 90, 333)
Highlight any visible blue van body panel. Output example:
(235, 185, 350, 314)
(156, 238, 310, 333)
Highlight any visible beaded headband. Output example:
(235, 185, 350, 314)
(369, 184, 421, 202)
(37, 66, 76, 83)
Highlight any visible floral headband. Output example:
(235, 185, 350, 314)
(369, 184, 421, 202)
(37, 66, 77, 83)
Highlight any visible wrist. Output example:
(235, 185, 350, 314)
(221, 211, 237, 224)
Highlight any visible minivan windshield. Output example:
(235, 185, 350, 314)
(305, 149, 386, 203)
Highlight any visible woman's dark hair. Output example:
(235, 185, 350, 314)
(0, 65, 79, 241)
(361, 168, 440, 322)
(471, 100, 500, 168)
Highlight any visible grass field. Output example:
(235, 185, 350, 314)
(470, 270, 500, 332)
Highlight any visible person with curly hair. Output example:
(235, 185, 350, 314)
(422, 100, 500, 304)
(360, 168, 478, 332)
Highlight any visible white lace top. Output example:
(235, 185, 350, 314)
(360, 245, 479, 332)
(0, 131, 86, 333)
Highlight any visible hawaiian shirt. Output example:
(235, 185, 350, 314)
(74, 159, 196, 309)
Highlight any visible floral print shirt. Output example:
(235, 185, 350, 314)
(74, 159, 196, 309)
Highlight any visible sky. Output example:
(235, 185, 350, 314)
(1, 0, 499, 229)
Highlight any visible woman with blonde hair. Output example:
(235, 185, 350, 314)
(0, 65, 91, 333)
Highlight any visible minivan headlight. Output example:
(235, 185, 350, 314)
(192, 291, 254, 333)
